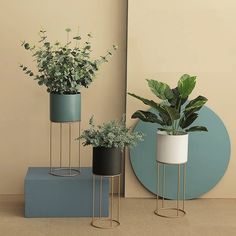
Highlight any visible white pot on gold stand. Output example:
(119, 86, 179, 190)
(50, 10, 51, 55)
(155, 131, 188, 218)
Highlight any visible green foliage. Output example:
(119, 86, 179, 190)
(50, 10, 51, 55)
(178, 74, 196, 98)
(78, 116, 144, 149)
(128, 74, 208, 135)
(20, 28, 117, 94)
(146, 79, 174, 100)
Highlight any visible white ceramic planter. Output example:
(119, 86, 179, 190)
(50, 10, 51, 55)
(157, 131, 189, 164)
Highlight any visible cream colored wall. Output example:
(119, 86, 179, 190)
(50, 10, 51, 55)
(125, 0, 236, 198)
(0, 0, 127, 194)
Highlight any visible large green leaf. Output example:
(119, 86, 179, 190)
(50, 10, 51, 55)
(178, 74, 196, 98)
(185, 95, 208, 112)
(168, 87, 188, 110)
(131, 110, 164, 125)
(128, 93, 159, 109)
(159, 111, 172, 126)
(179, 113, 198, 129)
(128, 92, 172, 125)
(146, 79, 174, 100)
(162, 105, 180, 121)
(185, 126, 208, 132)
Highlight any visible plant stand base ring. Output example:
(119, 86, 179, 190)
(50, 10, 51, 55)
(91, 219, 120, 229)
(50, 168, 80, 177)
(154, 208, 186, 218)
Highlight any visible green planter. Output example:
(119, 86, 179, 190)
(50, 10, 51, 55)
(50, 93, 81, 122)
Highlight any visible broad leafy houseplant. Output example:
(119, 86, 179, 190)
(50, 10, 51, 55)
(128, 74, 208, 164)
(78, 116, 143, 175)
(128, 74, 208, 135)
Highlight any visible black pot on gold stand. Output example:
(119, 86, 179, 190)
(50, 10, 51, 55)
(92, 147, 122, 229)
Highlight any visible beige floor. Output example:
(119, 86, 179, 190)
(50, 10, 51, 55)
(0, 195, 236, 236)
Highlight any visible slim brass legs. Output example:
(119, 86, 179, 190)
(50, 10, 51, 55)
(92, 174, 121, 229)
(49, 121, 81, 177)
(154, 162, 186, 218)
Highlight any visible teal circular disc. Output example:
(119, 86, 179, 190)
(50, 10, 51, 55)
(130, 106, 231, 199)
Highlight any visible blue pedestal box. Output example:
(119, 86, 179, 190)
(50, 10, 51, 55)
(24, 167, 109, 218)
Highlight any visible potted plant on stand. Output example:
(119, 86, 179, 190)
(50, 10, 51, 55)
(20, 28, 117, 176)
(128, 74, 208, 217)
(20, 28, 117, 122)
(78, 116, 143, 228)
(128, 74, 208, 164)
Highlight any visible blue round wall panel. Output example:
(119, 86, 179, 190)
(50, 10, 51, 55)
(130, 106, 231, 199)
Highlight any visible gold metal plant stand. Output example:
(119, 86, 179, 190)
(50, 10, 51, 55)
(49, 121, 81, 177)
(154, 161, 186, 218)
(92, 174, 121, 229)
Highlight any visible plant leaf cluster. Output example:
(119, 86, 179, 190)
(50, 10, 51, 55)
(78, 116, 144, 149)
(20, 29, 117, 94)
(128, 74, 208, 135)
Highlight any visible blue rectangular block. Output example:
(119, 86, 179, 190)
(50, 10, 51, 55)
(25, 167, 109, 218)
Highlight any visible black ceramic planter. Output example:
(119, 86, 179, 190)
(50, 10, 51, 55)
(50, 93, 81, 122)
(92, 147, 122, 176)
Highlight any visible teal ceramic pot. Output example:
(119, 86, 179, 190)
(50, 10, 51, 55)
(50, 93, 81, 122)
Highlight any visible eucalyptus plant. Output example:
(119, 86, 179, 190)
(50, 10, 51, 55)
(20, 28, 117, 94)
(128, 74, 208, 135)
(78, 116, 144, 149)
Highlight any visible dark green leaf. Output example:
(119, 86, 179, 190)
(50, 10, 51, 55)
(185, 126, 208, 132)
(84, 45, 91, 50)
(162, 105, 180, 121)
(185, 95, 208, 112)
(159, 111, 172, 126)
(24, 43, 30, 50)
(73, 36, 81, 40)
(179, 113, 198, 129)
(44, 42, 50, 47)
(38, 81, 44, 86)
(128, 92, 172, 125)
(168, 87, 188, 109)
(131, 110, 164, 125)
(128, 92, 159, 109)
(146, 79, 174, 100)
(178, 74, 196, 98)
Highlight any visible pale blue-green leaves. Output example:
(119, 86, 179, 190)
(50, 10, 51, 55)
(78, 116, 144, 149)
(20, 28, 116, 94)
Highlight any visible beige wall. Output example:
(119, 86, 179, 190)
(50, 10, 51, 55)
(125, 0, 236, 198)
(0, 0, 127, 194)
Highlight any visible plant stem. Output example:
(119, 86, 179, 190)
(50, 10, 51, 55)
(75, 26, 79, 48)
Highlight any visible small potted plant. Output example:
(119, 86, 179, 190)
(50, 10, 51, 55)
(78, 116, 143, 176)
(128, 74, 208, 164)
(20, 28, 117, 122)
